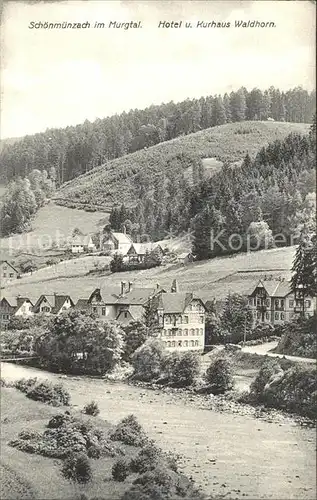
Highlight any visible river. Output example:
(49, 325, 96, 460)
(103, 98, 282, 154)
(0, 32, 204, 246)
(1, 362, 316, 500)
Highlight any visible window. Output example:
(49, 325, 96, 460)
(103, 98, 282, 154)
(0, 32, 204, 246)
(163, 329, 166, 336)
(275, 312, 279, 320)
(191, 340, 195, 347)
(124, 312, 128, 318)
(183, 316, 189, 324)
(167, 341, 171, 347)
(248, 298, 253, 306)
(194, 340, 199, 347)
(178, 341, 182, 347)
(289, 300, 294, 307)
(257, 299, 261, 306)
(275, 299, 279, 307)
(184, 340, 188, 347)
(280, 299, 284, 309)
(190, 329, 194, 335)
(305, 300, 311, 308)
(265, 312, 270, 320)
(187, 305, 192, 311)
(199, 316, 204, 323)
(41, 306, 50, 313)
(171, 341, 175, 347)
(3, 273, 6, 277)
(195, 328, 199, 336)
(102, 307, 106, 316)
(92, 307, 97, 313)
(183, 329, 188, 336)
(281, 313, 285, 320)
(165, 316, 170, 324)
(266, 299, 270, 307)
(9, 273, 14, 278)
(257, 311, 261, 319)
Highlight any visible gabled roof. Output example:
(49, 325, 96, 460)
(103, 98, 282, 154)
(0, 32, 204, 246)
(249, 279, 292, 298)
(0, 296, 33, 309)
(177, 252, 193, 259)
(110, 232, 133, 245)
(74, 299, 90, 310)
(33, 294, 74, 313)
(0, 260, 19, 273)
(128, 243, 163, 255)
(116, 287, 159, 305)
(116, 309, 134, 323)
(156, 292, 205, 314)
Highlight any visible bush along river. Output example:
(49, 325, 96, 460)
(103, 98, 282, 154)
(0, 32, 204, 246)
(1, 361, 316, 500)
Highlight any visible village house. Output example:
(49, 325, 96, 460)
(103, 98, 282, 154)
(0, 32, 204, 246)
(151, 280, 206, 352)
(127, 243, 164, 263)
(247, 277, 316, 326)
(0, 260, 20, 285)
(82, 281, 164, 325)
(32, 294, 74, 315)
(0, 296, 34, 329)
(102, 232, 133, 256)
(71, 235, 96, 254)
(176, 252, 194, 265)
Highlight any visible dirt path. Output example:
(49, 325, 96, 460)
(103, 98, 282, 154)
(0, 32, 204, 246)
(2, 362, 316, 500)
(241, 342, 316, 364)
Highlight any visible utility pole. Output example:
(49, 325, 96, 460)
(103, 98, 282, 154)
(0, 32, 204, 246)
(243, 316, 247, 346)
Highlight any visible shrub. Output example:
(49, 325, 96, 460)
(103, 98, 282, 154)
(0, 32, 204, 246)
(83, 401, 100, 416)
(169, 351, 201, 387)
(260, 364, 317, 418)
(250, 359, 282, 398)
(62, 452, 92, 483)
(130, 442, 178, 474)
(110, 414, 148, 447)
(26, 381, 71, 406)
(205, 356, 234, 394)
(132, 339, 165, 382)
(124, 465, 205, 500)
(14, 377, 38, 393)
(112, 458, 130, 482)
(87, 443, 101, 459)
(47, 412, 72, 429)
(10, 412, 118, 460)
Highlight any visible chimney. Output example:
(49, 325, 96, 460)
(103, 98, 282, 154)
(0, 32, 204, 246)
(171, 279, 179, 293)
(121, 281, 126, 295)
(128, 281, 133, 292)
(156, 283, 160, 289)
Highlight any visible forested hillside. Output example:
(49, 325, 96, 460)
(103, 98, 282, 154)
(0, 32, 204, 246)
(0, 86, 315, 185)
(107, 121, 316, 260)
(56, 121, 310, 210)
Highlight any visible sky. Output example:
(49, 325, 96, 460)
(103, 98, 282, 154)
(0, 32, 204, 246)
(1, 0, 316, 139)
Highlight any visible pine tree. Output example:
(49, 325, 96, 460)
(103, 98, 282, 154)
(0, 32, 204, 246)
(291, 232, 317, 310)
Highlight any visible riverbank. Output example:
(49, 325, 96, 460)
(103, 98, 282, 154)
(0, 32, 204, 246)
(1, 362, 316, 500)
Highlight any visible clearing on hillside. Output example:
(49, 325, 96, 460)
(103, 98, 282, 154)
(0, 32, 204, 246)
(55, 121, 310, 210)
(3, 245, 296, 304)
(0, 202, 109, 255)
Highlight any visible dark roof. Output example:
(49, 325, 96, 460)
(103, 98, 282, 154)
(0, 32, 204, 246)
(116, 287, 159, 305)
(74, 299, 90, 310)
(158, 292, 192, 313)
(248, 279, 292, 298)
(33, 294, 73, 313)
(116, 309, 134, 324)
(0, 260, 19, 273)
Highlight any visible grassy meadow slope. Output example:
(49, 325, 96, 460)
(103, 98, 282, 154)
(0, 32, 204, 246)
(0, 202, 108, 255)
(55, 121, 310, 209)
(2, 246, 295, 304)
